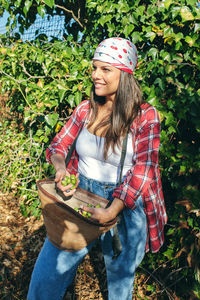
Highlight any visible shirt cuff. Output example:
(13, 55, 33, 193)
(112, 187, 137, 210)
(46, 148, 66, 164)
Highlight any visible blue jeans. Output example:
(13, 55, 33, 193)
(27, 174, 147, 300)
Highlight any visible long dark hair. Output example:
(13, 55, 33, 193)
(88, 71, 144, 159)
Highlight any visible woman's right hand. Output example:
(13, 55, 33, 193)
(54, 167, 67, 184)
(55, 168, 78, 197)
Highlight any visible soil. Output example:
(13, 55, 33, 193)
(0, 192, 149, 300)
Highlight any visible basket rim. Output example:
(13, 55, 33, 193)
(37, 178, 117, 227)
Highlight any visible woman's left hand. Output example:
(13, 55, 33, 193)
(81, 198, 125, 224)
(80, 206, 113, 223)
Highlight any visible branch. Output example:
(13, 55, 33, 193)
(22, 61, 46, 79)
(55, 4, 85, 29)
(139, 266, 175, 300)
(0, 70, 31, 107)
(0, 69, 70, 85)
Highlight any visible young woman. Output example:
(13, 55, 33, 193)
(28, 37, 167, 300)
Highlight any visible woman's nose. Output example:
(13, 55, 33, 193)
(92, 68, 101, 79)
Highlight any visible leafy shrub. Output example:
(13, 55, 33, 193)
(0, 119, 53, 217)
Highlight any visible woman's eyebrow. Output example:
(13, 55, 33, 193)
(93, 63, 111, 68)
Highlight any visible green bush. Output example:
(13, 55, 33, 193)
(0, 0, 200, 298)
(0, 119, 52, 217)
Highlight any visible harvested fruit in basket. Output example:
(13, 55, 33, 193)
(61, 174, 78, 189)
(74, 203, 101, 218)
(74, 207, 91, 218)
(88, 203, 102, 208)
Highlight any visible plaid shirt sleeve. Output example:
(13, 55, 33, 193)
(112, 104, 161, 209)
(46, 101, 89, 166)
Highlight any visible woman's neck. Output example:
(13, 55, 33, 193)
(87, 102, 113, 136)
(98, 97, 114, 112)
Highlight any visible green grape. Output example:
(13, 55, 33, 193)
(82, 211, 87, 217)
(70, 174, 77, 185)
(70, 185, 76, 190)
(61, 180, 66, 186)
(70, 174, 76, 180)
(65, 176, 71, 184)
(61, 174, 78, 187)
(61, 176, 71, 186)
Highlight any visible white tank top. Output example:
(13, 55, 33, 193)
(75, 127, 133, 183)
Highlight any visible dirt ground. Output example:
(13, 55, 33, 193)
(0, 191, 152, 300)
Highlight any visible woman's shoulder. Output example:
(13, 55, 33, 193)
(73, 100, 90, 118)
(131, 103, 160, 132)
(75, 100, 90, 112)
(140, 102, 160, 124)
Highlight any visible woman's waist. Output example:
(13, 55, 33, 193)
(78, 157, 130, 184)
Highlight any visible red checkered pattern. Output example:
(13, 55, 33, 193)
(46, 100, 167, 253)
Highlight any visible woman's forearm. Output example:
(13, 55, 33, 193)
(106, 198, 125, 219)
(50, 153, 66, 172)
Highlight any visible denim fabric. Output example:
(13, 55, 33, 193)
(27, 174, 147, 300)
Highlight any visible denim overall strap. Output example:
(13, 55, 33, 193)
(111, 133, 128, 259)
(65, 121, 84, 167)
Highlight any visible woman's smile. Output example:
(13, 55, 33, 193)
(94, 82, 106, 88)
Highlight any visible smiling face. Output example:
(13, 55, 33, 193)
(92, 60, 121, 102)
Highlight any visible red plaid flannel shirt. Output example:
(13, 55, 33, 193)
(46, 100, 167, 253)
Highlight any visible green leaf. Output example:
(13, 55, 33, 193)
(174, 32, 183, 42)
(166, 228, 176, 235)
(124, 24, 135, 36)
(160, 50, 171, 61)
(14, 0, 22, 8)
(163, 0, 173, 9)
(185, 36, 195, 47)
(37, 5, 46, 18)
(81, 59, 90, 68)
(59, 89, 67, 102)
(145, 32, 156, 42)
(67, 94, 75, 108)
(194, 23, 200, 33)
(163, 248, 174, 259)
(180, 6, 194, 21)
(165, 111, 175, 126)
(85, 86, 91, 97)
(23, 0, 33, 16)
(87, 1, 97, 9)
(171, 6, 181, 19)
(107, 22, 115, 33)
(136, 5, 145, 16)
(36, 129, 44, 136)
(12, 62, 16, 75)
(179, 165, 186, 173)
(75, 91, 82, 106)
(154, 78, 164, 91)
(168, 125, 176, 134)
(44, 0, 54, 8)
(131, 32, 141, 43)
(45, 113, 59, 127)
(187, 217, 193, 227)
(165, 64, 176, 74)
(148, 47, 158, 60)
(186, 0, 197, 5)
